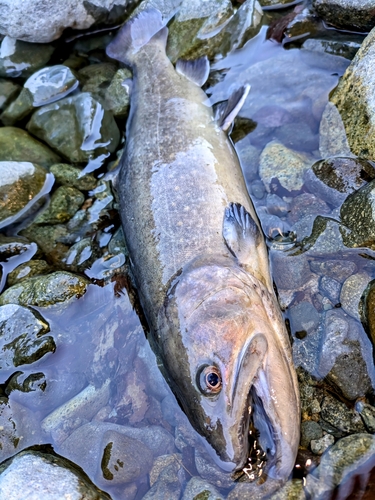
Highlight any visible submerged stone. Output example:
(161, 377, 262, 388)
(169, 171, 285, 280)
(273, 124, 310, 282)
(0, 450, 111, 500)
(0, 304, 54, 367)
(310, 434, 334, 455)
(50, 164, 97, 191)
(0, 271, 89, 307)
(0, 235, 33, 261)
(319, 102, 352, 158)
(313, 0, 375, 32)
(302, 37, 362, 61)
(0, 161, 50, 228)
(0, 78, 20, 111)
(33, 186, 85, 225)
(0, 127, 61, 169)
(7, 260, 51, 286)
(104, 68, 132, 118)
(0, 36, 54, 78)
(27, 92, 120, 164)
(20, 224, 70, 266)
(321, 394, 366, 434)
(79, 62, 117, 103)
(182, 476, 224, 500)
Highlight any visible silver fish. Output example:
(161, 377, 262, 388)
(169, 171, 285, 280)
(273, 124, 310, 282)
(107, 8, 300, 481)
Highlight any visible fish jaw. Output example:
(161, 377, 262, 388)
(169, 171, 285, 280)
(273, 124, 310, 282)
(157, 258, 300, 480)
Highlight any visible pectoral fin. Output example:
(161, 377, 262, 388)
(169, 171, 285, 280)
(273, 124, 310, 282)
(217, 85, 250, 132)
(176, 56, 210, 87)
(223, 202, 262, 268)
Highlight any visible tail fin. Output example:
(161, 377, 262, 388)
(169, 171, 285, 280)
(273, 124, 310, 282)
(106, 8, 167, 65)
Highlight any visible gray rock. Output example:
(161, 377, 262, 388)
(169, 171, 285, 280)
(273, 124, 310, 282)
(227, 479, 282, 500)
(20, 224, 70, 267)
(0, 303, 54, 368)
(181, 476, 225, 500)
(356, 402, 375, 433)
(0, 450, 111, 499)
(50, 164, 97, 191)
(318, 309, 373, 400)
(0, 271, 90, 308)
(288, 193, 331, 225)
(267, 479, 306, 500)
(310, 434, 335, 455)
(63, 238, 100, 273)
(301, 421, 323, 448)
(0, 0, 138, 43)
(321, 394, 366, 433)
(250, 179, 265, 199)
(271, 251, 312, 290)
(59, 422, 175, 477)
(0, 78, 20, 111)
(142, 459, 183, 500)
(0, 127, 61, 169)
(312, 0, 375, 32)
(319, 276, 341, 303)
(319, 102, 352, 158)
(79, 63, 117, 103)
(259, 141, 314, 193)
(99, 430, 153, 484)
(288, 301, 321, 339)
(266, 194, 289, 217)
(34, 186, 85, 225)
(309, 259, 357, 282)
(340, 272, 370, 320)
(0, 36, 54, 78)
(0, 161, 51, 229)
(104, 67, 132, 118)
(194, 449, 233, 489)
(27, 92, 120, 164)
(302, 37, 362, 61)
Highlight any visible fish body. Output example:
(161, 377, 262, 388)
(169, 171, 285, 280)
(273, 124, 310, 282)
(107, 9, 300, 481)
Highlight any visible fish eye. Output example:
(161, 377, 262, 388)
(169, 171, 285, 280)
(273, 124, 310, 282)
(197, 365, 222, 395)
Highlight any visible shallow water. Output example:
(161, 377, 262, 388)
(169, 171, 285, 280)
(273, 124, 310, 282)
(1, 3, 375, 499)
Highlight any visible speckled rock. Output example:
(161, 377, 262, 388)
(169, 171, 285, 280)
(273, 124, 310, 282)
(271, 251, 312, 290)
(0, 303, 54, 367)
(99, 430, 153, 484)
(20, 224, 70, 266)
(321, 394, 366, 433)
(311, 434, 335, 455)
(302, 37, 362, 61)
(227, 479, 282, 500)
(306, 434, 375, 498)
(0, 450, 111, 500)
(0, 161, 51, 229)
(309, 259, 357, 282)
(27, 92, 120, 164)
(267, 479, 305, 500)
(312, 0, 375, 32)
(0, 0, 138, 43)
(356, 402, 375, 433)
(0, 127, 61, 169)
(33, 186, 85, 225)
(104, 68, 132, 118)
(181, 476, 225, 500)
(288, 193, 331, 225)
(288, 301, 321, 339)
(301, 421, 323, 448)
(0, 36, 54, 78)
(194, 450, 233, 489)
(319, 102, 352, 158)
(50, 164, 97, 191)
(0, 271, 89, 307)
(259, 141, 313, 193)
(327, 27, 375, 159)
(142, 458, 183, 500)
(0, 78, 20, 111)
(340, 272, 370, 320)
(319, 275, 341, 303)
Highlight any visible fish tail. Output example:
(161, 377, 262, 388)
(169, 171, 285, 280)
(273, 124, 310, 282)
(106, 8, 167, 65)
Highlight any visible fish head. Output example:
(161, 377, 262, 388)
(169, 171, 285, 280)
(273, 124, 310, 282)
(158, 257, 300, 481)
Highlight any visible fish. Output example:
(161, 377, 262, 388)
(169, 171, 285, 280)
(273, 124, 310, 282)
(106, 8, 300, 481)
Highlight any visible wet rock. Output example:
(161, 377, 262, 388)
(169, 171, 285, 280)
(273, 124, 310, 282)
(0, 235, 34, 261)
(50, 164, 97, 191)
(0, 78, 20, 112)
(0, 161, 51, 229)
(306, 434, 375, 498)
(0, 271, 89, 307)
(312, 0, 375, 32)
(311, 434, 335, 455)
(289, 301, 321, 339)
(356, 402, 375, 433)
(319, 102, 352, 158)
(142, 458, 183, 500)
(227, 479, 282, 500)
(0, 127, 61, 168)
(59, 422, 175, 477)
(321, 394, 366, 433)
(319, 276, 341, 303)
(42, 379, 111, 444)
(79, 62, 117, 102)
(259, 141, 313, 193)
(288, 193, 330, 225)
(33, 186, 85, 225)
(259, 0, 297, 6)
(0, 0, 136, 43)
(271, 251, 312, 290)
(1, 65, 78, 125)
(340, 272, 370, 320)
(301, 421, 323, 448)
(99, 430, 153, 484)
(0, 36, 54, 78)
(63, 238, 100, 273)
(266, 194, 289, 217)
(304, 157, 375, 208)
(194, 449, 233, 489)
(182, 476, 224, 500)
(318, 309, 373, 400)
(267, 479, 305, 500)
(20, 224, 70, 266)
(27, 92, 120, 164)
(340, 180, 375, 248)
(365, 279, 375, 348)
(0, 450, 111, 499)
(302, 36, 362, 61)
(300, 217, 346, 256)
(309, 259, 357, 282)
(250, 179, 265, 199)
(104, 67, 132, 118)
(0, 303, 54, 368)
(327, 27, 375, 159)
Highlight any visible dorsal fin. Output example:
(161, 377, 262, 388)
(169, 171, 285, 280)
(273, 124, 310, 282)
(176, 56, 210, 87)
(217, 85, 250, 132)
